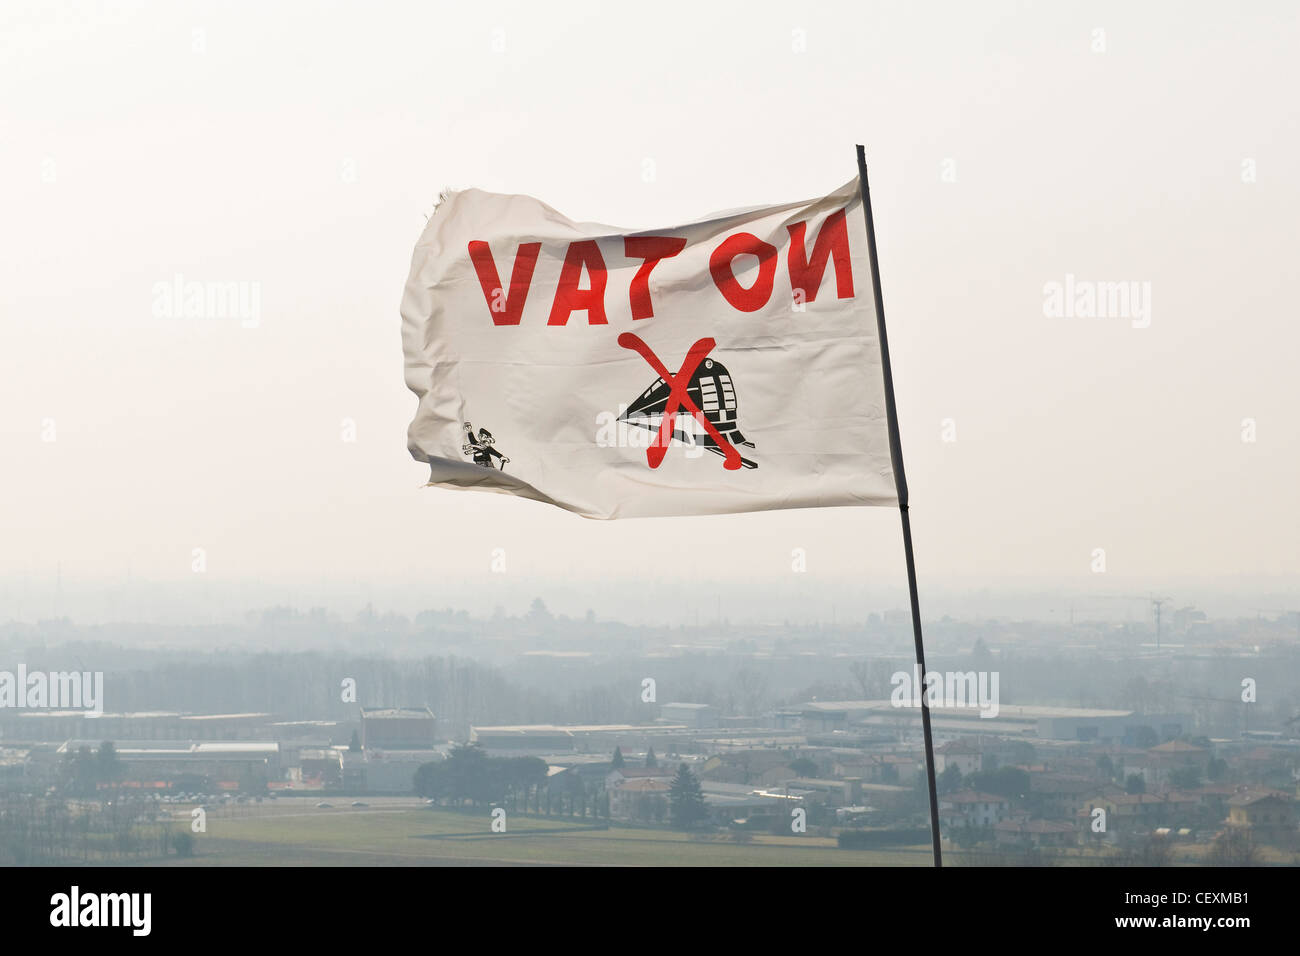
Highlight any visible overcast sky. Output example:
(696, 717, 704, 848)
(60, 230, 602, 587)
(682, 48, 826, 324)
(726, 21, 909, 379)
(2, 1, 1297, 624)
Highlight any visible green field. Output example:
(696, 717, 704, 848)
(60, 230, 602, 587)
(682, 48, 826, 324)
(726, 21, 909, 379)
(154, 807, 934, 867)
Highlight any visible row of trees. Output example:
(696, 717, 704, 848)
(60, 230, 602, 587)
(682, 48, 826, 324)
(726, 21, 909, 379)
(0, 791, 193, 864)
(414, 745, 710, 830)
(937, 754, 1230, 802)
(1118, 828, 1262, 866)
(56, 741, 123, 797)
(414, 745, 547, 807)
(0, 741, 201, 863)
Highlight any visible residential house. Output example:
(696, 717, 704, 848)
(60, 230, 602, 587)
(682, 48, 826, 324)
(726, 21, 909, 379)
(1226, 791, 1295, 844)
(994, 817, 1078, 848)
(939, 790, 1010, 830)
(609, 777, 671, 823)
(1029, 773, 1099, 818)
(1082, 790, 1200, 834)
(935, 739, 982, 776)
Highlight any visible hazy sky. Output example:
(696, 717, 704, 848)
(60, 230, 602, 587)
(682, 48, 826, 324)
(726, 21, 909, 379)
(2, 1, 1297, 623)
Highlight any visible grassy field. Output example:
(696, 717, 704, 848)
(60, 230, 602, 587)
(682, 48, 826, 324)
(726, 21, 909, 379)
(154, 807, 934, 867)
(129, 800, 1298, 867)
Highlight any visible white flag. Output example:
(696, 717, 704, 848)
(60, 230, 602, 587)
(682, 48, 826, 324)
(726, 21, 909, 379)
(401, 177, 898, 519)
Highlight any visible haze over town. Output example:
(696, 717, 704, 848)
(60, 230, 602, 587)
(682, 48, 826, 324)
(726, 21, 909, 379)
(2, 0, 1296, 871)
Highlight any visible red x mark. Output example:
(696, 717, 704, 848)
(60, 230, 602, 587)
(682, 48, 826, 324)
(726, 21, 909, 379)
(617, 332, 744, 471)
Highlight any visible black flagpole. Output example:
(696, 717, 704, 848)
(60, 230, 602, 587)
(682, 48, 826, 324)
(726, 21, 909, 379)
(855, 144, 943, 868)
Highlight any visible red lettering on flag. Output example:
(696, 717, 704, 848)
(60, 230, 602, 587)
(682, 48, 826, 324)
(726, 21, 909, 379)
(624, 236, 687, 320)
(468, 240, 541, 326)
(709, 233, 778, 312)
(787, 208, 854, 303)
(548, 240, 609, 325)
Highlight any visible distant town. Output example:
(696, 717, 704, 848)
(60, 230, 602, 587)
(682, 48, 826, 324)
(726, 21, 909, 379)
(1, 599, 1296, 865)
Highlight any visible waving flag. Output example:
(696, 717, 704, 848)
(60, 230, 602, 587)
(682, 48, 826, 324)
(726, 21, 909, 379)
(401, 150, 944, 869)
(401, 177, 897, 519)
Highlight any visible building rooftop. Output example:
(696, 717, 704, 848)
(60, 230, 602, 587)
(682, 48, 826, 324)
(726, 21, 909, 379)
(1228, 790, 1293, 807)
(57, 739, 279, 756)
(1104, 791, 1200, 806)
(179, 713, 273, 722)
(942, 790, 1009, 805)
(937, 740, 982, 754)
(1030, 774, 1098, 794)
(611, 767, 674, 779)
(17, 711, 182, 720)
(472, 724, 681, 735)
(801, 701, 1133, 719)
(995, 819, 1076, 834)
(360, 707, 434, 719)
(363, 749, 442, 762)
(787, 777, 852, 790)
(1148, 740, 1207, 754)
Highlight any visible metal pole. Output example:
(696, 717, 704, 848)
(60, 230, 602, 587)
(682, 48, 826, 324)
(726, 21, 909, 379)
(855, 144, 943, 868)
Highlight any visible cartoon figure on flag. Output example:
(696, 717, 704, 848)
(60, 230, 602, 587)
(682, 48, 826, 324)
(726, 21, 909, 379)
(461, 422, 509, 470)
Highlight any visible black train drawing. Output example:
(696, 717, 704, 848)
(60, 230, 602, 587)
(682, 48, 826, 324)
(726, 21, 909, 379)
(618, 357, 757, 469)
